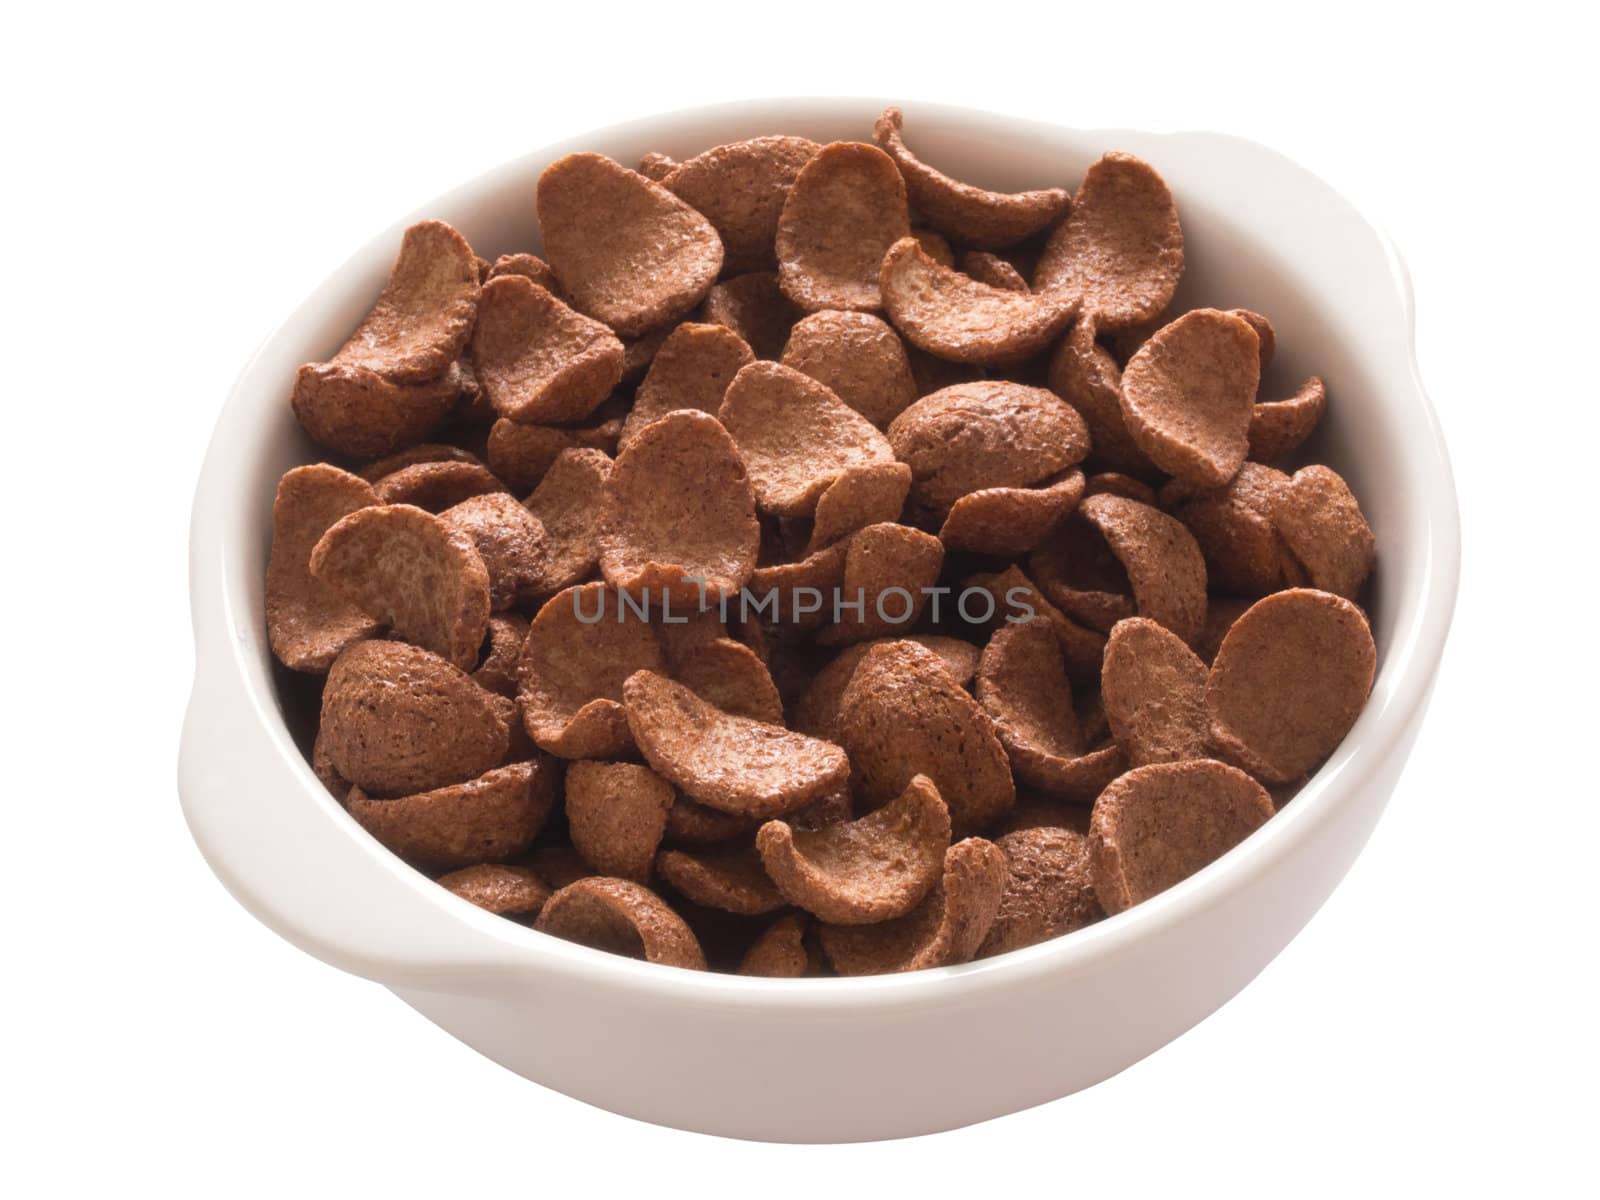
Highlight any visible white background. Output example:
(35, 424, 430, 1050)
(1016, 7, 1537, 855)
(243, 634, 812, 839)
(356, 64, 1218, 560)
(4, 2, 1595, 1194)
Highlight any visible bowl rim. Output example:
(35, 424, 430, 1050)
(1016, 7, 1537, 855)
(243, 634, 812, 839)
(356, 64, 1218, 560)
(182, 96, 1461, 1010)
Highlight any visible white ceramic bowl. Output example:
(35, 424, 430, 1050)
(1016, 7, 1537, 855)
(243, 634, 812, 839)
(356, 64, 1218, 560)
(179, 98, 1459, 1142)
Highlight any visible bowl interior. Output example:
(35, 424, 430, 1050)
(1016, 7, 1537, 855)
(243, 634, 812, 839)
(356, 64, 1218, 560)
(211, 99, 1447, 983)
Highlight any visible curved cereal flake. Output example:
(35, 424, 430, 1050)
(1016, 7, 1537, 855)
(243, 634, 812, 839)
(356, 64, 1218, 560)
(672, 602, 754, 662)
(471, 612, 530, 697)
(880, 237, 1077, 365)
(537, 153, 722, 336)
(977, 826, 1101, 957)
(371, 460, 506, 511)
(598, 410, 760, 604)
(963, 564, 1108, 688)
(1033, 153, 1183, 333)
(1121, 309, 1261, 488)
(440, 493, 549, 612)
(564, 761, 674, 882)
(1230, 309, 1276, 370)
(780, 310, 918, 429)
(976, 617, 1082, 770)
(938, 470, 1085, 556)
(1171, 462, 1295, 596)
(319, 641, 511, 796)
(1078, 493, 1207, 646)
(623, 671, 849, 819)
(619, 325, 670, 384)
(1249, 376, 1326, 462)
(485, 421, 577, 494)
(648, 905, 754, 975)
(960, 250, 1029, 292)
(1046, 313, 1154, 477)
(775, 141, 910, 313)
(748, 540, 851, 611)
(911, 228, 955, 267)
(816, 522, 944, 645)
(1085, 472, 1157, 504)
(654, 603, 733, 668)
(1102, 617, 1210, 767)
(469, 276, 623, 424)
(310, 504, 490, 669)
(699, 272, 801, 360)
(348, 760, 557, 871)
(747, 541, 848, 631)
(636, 152, 678, 181)
(719, 361, 895, 516)
(888, 381, 1089, 512)
(1034, 542, 1138, 639)
(792, 634, 980, 741)
(486, 252, 560, 293)
(819, 838, 1008, 975)
(807, 462, 912, 553)
(874, 107, 1072, 248)
(738, 913, 812, 977)
(657, 843, 786, 916)
(1270, 466, 1376, 599)
(757, 774, 950, 924)
(790, 787, 854, 833)
(1089, 760, 1274, 913)
(838, 640, 1015, 836)
(437, 863, 552, 917)
(665, 797, 755, 846)
(291, 361, 461, 458)
(672, 637, 784, 724)
(618, 323, 753, 451)
(914, 636, 982, 687)
(976, 617, 1126, 801)
(662, 135, 821, 274)
(523, 448, 614, 594)
(1039, 743, 1125, 805)
(310, 729, 349, 799)
(266, 465, 381, 672)
(358, 442, 482, 483)
(518, 583, 663, 758)
(1206, 588, 1376, 783)
(792, 636, 975, 738)
(332, 220, 480, 382)
(535, 877, 706, 970)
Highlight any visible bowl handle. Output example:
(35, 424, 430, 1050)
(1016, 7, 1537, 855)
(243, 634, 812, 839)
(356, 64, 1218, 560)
(178, 643, 514, 990)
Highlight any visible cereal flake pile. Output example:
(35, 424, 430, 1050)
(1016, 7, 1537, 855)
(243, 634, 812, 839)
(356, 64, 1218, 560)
(267, 107, 1378, 974)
